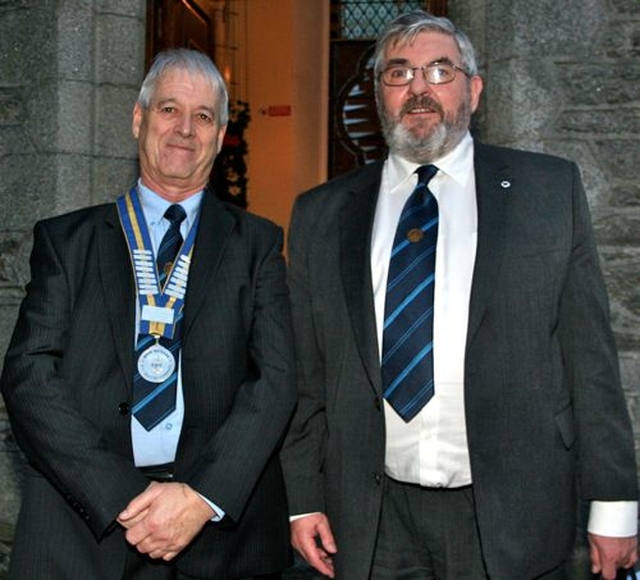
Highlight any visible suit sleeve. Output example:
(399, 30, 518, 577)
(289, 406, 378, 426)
(185, 225, 297, 522)
(280, 197, 329, 516)
(558, 163, 637, 501)
(0, 221, 148, 538)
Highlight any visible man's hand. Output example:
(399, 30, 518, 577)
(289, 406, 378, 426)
(588, 533, 638, 580)
(118, 481, 215, 561)
(291, 513, 337, 578)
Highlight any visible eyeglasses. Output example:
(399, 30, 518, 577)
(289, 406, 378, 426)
(379, 61, 471, 87)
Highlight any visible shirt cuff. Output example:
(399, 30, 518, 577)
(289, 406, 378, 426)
(197, 493, 226, 522)
(290, 512, 321, 522)
(588, 501, 638, 537)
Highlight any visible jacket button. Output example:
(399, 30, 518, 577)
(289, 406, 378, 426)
(374, 397, 381, 411)
(374, 473, 383, 485)
(118, 402, 130, 415)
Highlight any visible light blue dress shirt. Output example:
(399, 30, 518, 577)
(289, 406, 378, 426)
(130, 180, 224, 520)
(132, 180, 203, 467)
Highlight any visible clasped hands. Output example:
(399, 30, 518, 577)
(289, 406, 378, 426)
(117, 481, 215, 561)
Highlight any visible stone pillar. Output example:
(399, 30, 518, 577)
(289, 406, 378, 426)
(0, 1, 146, 575)
(452, 0, 640, 452)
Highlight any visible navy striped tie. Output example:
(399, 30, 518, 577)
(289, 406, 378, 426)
(156, 204, 186, 284)
(132, 204, 186, 430)
(382, 165, 438, 422)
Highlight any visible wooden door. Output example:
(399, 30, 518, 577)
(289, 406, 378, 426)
(145, 1, 249, 207)
(145, 0, 215, 67)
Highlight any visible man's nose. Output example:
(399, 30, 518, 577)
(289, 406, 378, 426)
(175, 113, 194, 137)
(408, 68, 431, 94)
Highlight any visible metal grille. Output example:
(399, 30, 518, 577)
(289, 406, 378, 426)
(331, 0, 429, 39)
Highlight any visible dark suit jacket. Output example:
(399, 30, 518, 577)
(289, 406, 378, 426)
(1, 190, 297, 579)
(281, 142, 638, 579)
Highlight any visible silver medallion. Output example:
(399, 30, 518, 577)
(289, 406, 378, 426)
(137, 343, 175, 383)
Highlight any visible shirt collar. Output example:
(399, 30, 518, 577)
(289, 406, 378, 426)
(386, 131, 475, 191)
(136, 178, 204, 228)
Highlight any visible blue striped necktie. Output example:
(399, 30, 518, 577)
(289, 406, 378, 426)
(381, 165, 439, 422)
(156, 204, 187, 284)
(132, 203, 186, 430)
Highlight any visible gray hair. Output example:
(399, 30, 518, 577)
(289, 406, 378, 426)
(137, 48, 229, 126)
(373, 10, 479, 83)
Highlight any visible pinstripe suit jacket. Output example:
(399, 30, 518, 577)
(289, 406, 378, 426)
(1, 190, 296, 579)
(281, 142, 638, 579)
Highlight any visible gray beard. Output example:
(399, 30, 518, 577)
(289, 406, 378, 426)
(379, 100, 470, 164)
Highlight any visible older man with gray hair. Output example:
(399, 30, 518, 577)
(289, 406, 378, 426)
(2, 48, 295, 580)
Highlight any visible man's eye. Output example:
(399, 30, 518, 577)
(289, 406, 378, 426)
(389, 67, 409, 78)
(197, 113, 213, 123)
(161, 106, 175, 113)
(431, 67, 453, 81)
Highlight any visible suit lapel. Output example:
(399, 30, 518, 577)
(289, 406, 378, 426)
(99, 206, 136, 387)
(337, 146, 513, 388)
(340, 162, 384, 394)
(181, 191, 235, 341)
(466, 143, 513, 348)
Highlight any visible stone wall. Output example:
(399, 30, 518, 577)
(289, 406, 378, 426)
(0, 1, 146, 575)
(0, 0, 638, 577)
(450, 0, 640, 469)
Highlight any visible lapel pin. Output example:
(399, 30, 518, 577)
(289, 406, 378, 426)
(406, 228, 424, 243)
(500, 180, 511, 189)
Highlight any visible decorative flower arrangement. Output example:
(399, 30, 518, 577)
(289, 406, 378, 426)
(211, 100, 251, 208)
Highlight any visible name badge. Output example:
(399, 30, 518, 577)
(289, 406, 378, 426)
(141, 305, 175, 325)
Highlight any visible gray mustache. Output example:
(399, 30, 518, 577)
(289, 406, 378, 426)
(400, 97, 443, 117)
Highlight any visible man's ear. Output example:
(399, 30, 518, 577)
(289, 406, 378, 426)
(132, 102, 143, 139)
(469, 75, 483, 113)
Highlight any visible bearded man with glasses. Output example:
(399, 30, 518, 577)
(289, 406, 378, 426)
(281, 9, 637, 580)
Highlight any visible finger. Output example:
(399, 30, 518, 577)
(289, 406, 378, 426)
(119, 482, 163, 521)
(300, 542, 334, 578)
(293, 538, 329, 576)
(126, 529, 151, 549)
(317, 522, 338, 555)
(589, 542, 601, 573)
(117, 507, 149, 529)
(626, 553, 639, 568)
(599, 564, 617, 580)
(147, 547, 177, 560)
(148, 548, 166, 559)
(596, 554, 619, 580)
(316, 548, 336, 575)
(623, 547, 638, 569)
(124, 519, 154, 547)
(306, 552, 335, 578)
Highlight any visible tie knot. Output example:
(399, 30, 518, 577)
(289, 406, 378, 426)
(416, 164, 438, 187)
(164, 204, 186, 226)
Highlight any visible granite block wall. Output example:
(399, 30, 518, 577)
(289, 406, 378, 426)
(451, 0, 640, 462)
(0, 0, 637, 577)
(0, 1, 145, 576)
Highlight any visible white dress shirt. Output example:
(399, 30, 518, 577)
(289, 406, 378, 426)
(372, 132, 476, 488)
(371, 133, 636, 536)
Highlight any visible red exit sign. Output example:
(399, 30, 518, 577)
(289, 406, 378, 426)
(264, 105, 292, 117)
